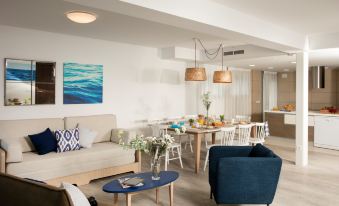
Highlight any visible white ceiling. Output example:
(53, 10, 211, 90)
(1, 0, 339, 71)
(0, 0, 234, 48)
(213, 0, 339, 35)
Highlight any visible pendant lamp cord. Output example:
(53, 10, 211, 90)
(196, 38, 223, 61)
(194, 38, 197, 68)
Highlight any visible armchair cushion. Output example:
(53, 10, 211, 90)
(249, 144, 274, 157)
(0, 138, 23, 163)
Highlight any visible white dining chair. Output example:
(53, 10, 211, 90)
(165, 142, 183, 170)
(235, 124, 252, 146)
(203, 126, 236, 171)
(249, 122, 266, 145)
(150, 125, 183, 171)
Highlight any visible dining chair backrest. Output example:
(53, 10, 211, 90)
(237, 124, 252, 146)
(235, 115, 251, 122)
(254, 122, 266, 140)
(220, 126, 236, 146)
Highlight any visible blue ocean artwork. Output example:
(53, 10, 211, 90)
(6, 60, 35, 81)
(63, 62, 103, 104)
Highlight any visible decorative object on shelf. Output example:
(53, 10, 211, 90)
(213, 46, 232, 83)
(65, 11, 97, 24)
(185, 38, 207, 81)
(118, 133, 174, 181)
(202, 92, 212, 127)
(63, 62, 103, 104)
(4, 58, 56, 106)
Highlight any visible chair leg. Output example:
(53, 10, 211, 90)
(203, 150, 209, 171)
(177, 146, 183, 168)
(165, 151, 168, 171)
(210, 189, 213, 199)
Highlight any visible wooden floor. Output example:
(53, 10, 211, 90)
(79, 137, 339, 206)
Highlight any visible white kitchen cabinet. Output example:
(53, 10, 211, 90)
(284, 114, 315, 126)
(314, 116, 339, 150)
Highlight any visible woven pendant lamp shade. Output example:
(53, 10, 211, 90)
(213, 70, 232, 83)
(185, 67, 207, 81)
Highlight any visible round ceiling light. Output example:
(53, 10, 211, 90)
(66, 11, 97, 23)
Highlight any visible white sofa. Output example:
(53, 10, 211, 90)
(0, 114, 140, 185)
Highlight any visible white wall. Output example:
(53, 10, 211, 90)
(0, 25, 186, 127)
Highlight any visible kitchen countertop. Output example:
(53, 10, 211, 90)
(265, 110, 339, 117)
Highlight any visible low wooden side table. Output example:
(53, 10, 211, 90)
(103, 171, 179, 206)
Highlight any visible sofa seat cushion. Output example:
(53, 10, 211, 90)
(7, 142, 135, 181)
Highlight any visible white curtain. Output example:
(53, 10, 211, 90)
(186, 65, 251, 120)
(263, 71, 278, 112)
(223, 69, 252, 119)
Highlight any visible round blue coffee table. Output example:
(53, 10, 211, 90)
(103, 171, 179, 206)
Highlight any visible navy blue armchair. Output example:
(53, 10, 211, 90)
(208, 145, 282, 205)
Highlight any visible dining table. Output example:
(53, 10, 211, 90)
(167, 123, 256, 174)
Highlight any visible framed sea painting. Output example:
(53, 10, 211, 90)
(63, 62, 103, 104)
(4, 58, 56, 106)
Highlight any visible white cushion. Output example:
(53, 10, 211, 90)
(0, 138, 23, 163)
(61, 182, 90, 206)
(7, 142, 135, 180)
(78, 126, 97, 148)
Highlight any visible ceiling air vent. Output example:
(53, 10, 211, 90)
(223, 50, 245, 56)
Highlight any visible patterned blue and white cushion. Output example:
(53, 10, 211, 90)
(55, 128, 81, 153)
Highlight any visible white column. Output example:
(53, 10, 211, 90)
(295, 49, 309, 166)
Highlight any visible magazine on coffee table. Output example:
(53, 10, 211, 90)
(118, 177, 144, 189)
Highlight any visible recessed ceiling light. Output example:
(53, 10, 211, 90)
(283, 69, 290, 72)
(268, 66, 274, 69)
(249, 64, 255, 67)
(291, 61, 296, 64)
(65, 11, 97, 23)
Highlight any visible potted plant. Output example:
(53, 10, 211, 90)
(220, 114, 225, 122)
(189, 118, 194, 126)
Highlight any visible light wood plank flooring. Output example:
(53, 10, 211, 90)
(79, 137, 339, 206)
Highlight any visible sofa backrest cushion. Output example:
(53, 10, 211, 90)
(0, 172, 73, 206)
(0, 118, 64, 152)
(249, 144, 274, 157)
(64, 114, 117, 143)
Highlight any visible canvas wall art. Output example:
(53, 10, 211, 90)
(63, 62, 103, 104)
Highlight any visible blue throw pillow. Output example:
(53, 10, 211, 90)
(28, 128, 57, 155)
(249, 144, 274, 157)
(55, 128, 80, 153)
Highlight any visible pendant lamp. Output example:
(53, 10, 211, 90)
(213, 47, 232, 83)
(185, 39, 207, 81)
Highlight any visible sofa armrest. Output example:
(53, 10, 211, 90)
(213, 157, 282, 204)
(111, 128, 136, 145)
(0, 147, 6, 173)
